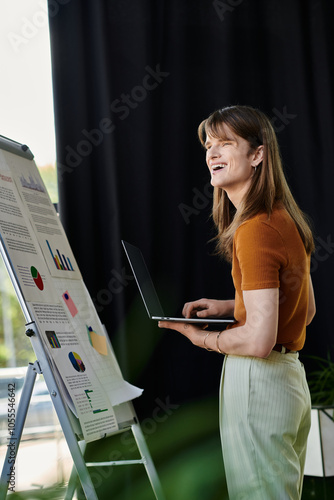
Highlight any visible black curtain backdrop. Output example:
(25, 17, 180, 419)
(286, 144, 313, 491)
(48, 0, 334, 418)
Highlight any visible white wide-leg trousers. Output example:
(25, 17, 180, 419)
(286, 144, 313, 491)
(219, 350, 311, 500)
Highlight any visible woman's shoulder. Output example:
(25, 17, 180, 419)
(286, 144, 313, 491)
(241, 203, 290, 226)
(235, 204, 291, 241)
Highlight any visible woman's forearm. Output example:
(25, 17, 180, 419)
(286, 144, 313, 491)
(222, 299, 235, 317)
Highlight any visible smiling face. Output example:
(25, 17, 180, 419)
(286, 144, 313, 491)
(205, 125, 263, 208)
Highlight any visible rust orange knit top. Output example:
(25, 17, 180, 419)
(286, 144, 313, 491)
(227, 203, 310, 351)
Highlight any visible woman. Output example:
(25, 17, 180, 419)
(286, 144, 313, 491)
(158, 105, 316, 499)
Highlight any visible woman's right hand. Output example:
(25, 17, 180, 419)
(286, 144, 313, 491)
(182, 298, 234, 319)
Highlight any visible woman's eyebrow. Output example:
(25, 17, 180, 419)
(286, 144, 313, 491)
(205, 136, 236, 146)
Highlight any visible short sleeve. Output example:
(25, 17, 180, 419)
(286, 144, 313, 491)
(234, 219, 288, 290)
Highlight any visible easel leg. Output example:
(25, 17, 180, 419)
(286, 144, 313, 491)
(0, 362, 37, 499)
(65, 425, 166, 500)
(64, 441, 86, 500)
(131, 423, 165, 500)
(26, 322, 98, 500)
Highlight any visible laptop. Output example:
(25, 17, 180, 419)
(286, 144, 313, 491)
(122, 240, 235, 325)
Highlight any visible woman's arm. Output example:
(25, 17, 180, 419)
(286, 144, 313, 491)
(182, 298, 235, 318)
(204, 288, 279, 357)
(159, 288, 279, 359)
(306, 275, 316, 325)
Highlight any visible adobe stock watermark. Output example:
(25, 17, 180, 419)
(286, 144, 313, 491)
(92, 267, 134, 313)
(6, 383, 17, 493)
(120, 396, 180, 452)
(7, 0, 71, 53)
(84, 450, 125, 490)
(57, 64, 170, 182)
(270, 106, 297, 133)
(213, 0, 245, 22)
(76, 396, 180, 491)
(278, 233, 334, 307)
(178, 181, 213, 225)
(109, 65, 169, 120)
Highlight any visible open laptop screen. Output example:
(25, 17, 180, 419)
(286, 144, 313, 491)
(122, 240, 165, 318)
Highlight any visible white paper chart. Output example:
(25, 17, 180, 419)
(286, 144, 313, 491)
(1, 149, 82, 280)
(52, 278, 143, 406)
(0, 143, 142, 443)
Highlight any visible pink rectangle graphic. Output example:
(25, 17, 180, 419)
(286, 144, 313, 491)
(62, 291, 78, 317)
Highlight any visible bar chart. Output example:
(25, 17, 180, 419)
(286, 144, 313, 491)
(46, 239, 75, 271)
(46, 330, 61, 348)
(85, 389, 109, 414)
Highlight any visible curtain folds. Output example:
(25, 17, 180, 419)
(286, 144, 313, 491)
(48, 0, 334, 411)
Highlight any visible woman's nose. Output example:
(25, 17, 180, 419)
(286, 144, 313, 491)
(207, 147, 221, 159)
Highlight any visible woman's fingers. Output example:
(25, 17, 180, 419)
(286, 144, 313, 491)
(182, 299, 210, 318)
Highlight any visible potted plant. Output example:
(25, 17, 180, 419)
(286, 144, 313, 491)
(304, 351, 334, 477)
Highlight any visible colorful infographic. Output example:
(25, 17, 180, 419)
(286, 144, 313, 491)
(46, 239, 75, 272)
(19, 173, 45, 193)
(62, 290, 78, 317)
(69, 351, 86, 372)
(46, 330, 61, 348)
(86, 325, 108, 355)
(1, 145, 126, 443)
(30, 266, 44, 290)
(85, 389, 109, 414)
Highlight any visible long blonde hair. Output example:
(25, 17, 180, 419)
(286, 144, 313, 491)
(198, 105, 314, 262)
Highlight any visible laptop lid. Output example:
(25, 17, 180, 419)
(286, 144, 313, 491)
(122, 240, 165, 319)
(122, 240, 235, 324)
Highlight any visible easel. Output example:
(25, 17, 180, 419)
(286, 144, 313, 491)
(0, 322, 165, 500)
(0, 136, 165, 499)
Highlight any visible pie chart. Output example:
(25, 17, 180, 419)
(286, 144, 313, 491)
(30, 266, 44, 291)
(68, 352, 86, 372)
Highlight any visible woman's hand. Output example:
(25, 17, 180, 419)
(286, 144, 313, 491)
(158, 320, 210, 348)
(182, 298, 235, 319)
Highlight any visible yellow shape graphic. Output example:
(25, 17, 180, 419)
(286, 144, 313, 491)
(90, 330, 108, 356)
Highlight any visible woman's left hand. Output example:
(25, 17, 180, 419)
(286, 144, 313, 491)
(158, 320, 209, 348)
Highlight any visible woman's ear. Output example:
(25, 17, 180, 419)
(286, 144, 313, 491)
(253, 145, 264, 166)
